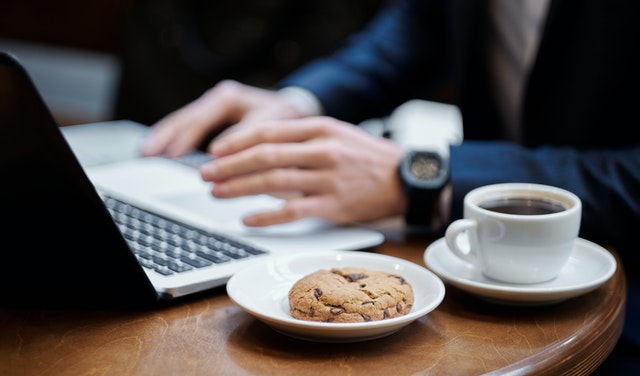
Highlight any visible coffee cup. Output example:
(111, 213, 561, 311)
(444, 183, 581, 284)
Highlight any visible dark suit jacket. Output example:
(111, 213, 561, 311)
(279, 0, 640, 349)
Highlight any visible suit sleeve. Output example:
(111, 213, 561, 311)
(449, 141, 640, 259)
(277, 0, 451, 124)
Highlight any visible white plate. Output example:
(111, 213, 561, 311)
(423, 237, 616, 306)
(226, 251, 445, 342)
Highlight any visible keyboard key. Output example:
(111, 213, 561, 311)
(102, 196, 268, 275)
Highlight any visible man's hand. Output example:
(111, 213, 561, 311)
(200, 116, 407, 226)
(141, 80, 304, 158)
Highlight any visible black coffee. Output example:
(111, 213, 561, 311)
(479, 197, 567, 215)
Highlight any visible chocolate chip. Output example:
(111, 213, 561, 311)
(396, 303, 402, 312)
(314, 288, 322, 299)
(383, 308, 390, 319)
(347, 273, 368, 282)
(330, 307, 346, 315)
(360, 314, 372, 322)
(361, 301, 375, 305)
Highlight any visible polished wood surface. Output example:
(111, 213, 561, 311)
(0, 220, 625, 375)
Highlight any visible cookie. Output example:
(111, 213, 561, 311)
(288, 267, 414, 323)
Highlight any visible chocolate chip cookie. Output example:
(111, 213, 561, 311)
(288, 267, 414, 323)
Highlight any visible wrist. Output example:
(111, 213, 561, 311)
(397, 150, 450, 226)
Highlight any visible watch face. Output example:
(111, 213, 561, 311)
(410, 154, 441, 180)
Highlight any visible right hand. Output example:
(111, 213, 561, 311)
(141, 80, 305, 158)
(200, 116, 408, 227)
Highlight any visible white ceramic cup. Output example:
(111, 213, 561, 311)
(444, 183, 582, 284)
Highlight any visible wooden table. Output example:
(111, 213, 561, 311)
(0, 220, 625, 375)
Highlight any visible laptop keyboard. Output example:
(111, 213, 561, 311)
(103, 196, 268, 276)
(170, 151, 213, 169)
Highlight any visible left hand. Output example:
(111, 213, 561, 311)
(200, 116, 407, 226)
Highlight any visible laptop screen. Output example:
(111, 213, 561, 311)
(0, 51, 159, 309)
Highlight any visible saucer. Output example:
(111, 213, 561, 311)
(423, 237, 616, 306)
(226, 250, 445, 342)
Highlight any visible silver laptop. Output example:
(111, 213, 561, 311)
(0, 51, 383, 309)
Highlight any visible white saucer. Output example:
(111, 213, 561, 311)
(423, 237, 616, 306)
(226, 251, 445, 342)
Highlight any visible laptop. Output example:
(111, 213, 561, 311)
(0, 51, 384, 309)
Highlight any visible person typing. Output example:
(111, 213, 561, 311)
(142, 1, 640, 372)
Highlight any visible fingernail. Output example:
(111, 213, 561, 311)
(140, 140, 157, 156)
(200, 163, 217, 179)
(243, 216, 258, 226)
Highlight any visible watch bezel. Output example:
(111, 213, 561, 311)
(400, 150, 449, 190)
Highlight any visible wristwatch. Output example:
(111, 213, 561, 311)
(397, 150, 450, 225)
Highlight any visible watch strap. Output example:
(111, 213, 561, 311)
(404, 186, 439, 225)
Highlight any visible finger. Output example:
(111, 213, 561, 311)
(140, 114, 184, 156)
(142, 112, 212, 157)
(142, 108, 218, 157)
(210, 168, 332, 198)
(210, 117, 336, 157)
(242, 195, 337, 227)
(201, 142, 336, 181)
(143, 83, 248, 157)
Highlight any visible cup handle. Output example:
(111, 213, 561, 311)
(445, 219, 480, 264)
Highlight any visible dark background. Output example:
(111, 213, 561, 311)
(1, 0, 384, 125)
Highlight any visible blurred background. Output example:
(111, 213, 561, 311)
(0, 0, 384, 126)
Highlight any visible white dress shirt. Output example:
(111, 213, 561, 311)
(489, 0, 550, 142)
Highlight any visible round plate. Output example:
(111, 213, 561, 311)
(423, 237, 616, 305)
(226, 251, 445, 342)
